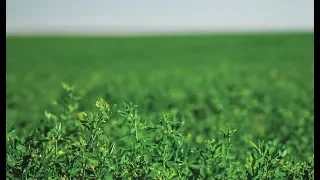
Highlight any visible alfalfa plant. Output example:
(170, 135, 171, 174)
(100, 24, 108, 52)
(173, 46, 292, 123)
(6, 83, 116, 179)
(112, 103, 188, 179)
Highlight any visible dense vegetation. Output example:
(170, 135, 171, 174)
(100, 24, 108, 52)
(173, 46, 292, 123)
(6, 32, 314, 179)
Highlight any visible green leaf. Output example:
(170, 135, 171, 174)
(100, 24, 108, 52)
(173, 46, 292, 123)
(225, 155, 236, 160)
(6, 154, 14, 164)
(88, 156, 99, 165)
(275, 171, 286, 177)
(147, 169, 160, 178)
(75, 120, 83, 127)
(251, 155, 257, 167)
(16, 144, 26, 153)
(79, 136, 87, 146)
(189, 164, 202, 169)
(61, 82, 73, 92)
(109, 142, 115, 156)
(249, 140, 260, 153)
(7, 129, 16, 139)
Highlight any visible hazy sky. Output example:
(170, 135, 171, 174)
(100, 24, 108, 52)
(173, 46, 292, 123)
(6, 0, 314, 34)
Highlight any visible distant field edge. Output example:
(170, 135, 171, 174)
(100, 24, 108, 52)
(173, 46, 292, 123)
(6, 30, 314, 38)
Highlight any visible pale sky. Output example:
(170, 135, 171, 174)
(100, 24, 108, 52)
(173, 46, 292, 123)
(6, 0, 314, 34)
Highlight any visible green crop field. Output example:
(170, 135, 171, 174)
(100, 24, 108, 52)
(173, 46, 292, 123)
(6, 32, 314, 179)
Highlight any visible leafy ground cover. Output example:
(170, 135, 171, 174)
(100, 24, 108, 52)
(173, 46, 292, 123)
(6, 32, 314, 179)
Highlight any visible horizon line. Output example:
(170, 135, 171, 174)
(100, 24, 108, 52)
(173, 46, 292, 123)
(6, 26, 313, 36)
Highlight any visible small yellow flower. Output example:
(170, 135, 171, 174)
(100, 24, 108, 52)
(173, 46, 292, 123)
(105, 103, 110, 111)
(91, 164, 95, 170)
(99, 147, 106, 152)
(51, 137, 56, 143)
(81, 139, 87, 146)
(57, 150, 65, 155)
(95, 101, 100, 107)
(31, 154, 37, 158)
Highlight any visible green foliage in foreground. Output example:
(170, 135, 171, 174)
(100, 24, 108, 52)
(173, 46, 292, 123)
(6, 84, 314, 179)
(6, 33, 314, 179)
